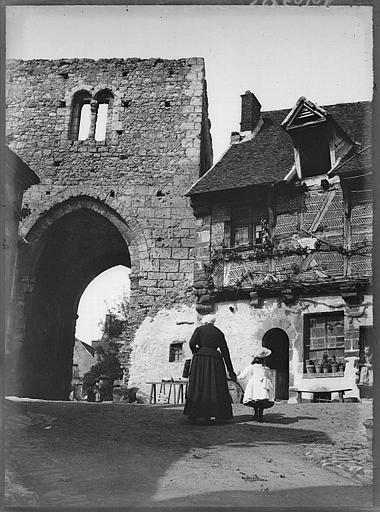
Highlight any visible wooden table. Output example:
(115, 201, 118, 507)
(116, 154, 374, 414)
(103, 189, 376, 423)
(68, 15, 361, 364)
(291, 388, 352, 403)
(147, 379, 188, 404)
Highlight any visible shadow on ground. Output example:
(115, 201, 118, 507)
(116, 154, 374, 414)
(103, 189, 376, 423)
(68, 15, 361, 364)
(149, 484, 374, 509)
(253, 412, 319, 424)
(5, 399, 370, 509)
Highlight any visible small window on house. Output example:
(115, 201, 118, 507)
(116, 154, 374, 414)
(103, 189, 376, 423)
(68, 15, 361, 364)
(304, 312, 345, 368)
(230, 204, 268, 248)
(254, 222, 264, 245)
(231, 206, 250, 247)
(169, 342, 183, 362)
(72, 364, 79, 380)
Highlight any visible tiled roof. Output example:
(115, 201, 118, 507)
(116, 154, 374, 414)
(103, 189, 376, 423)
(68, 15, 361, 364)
(76, 338, 95, 356)
(330, 145, 372, 178)
(327, 101, 372, 148)
(187, 101, 371, 196)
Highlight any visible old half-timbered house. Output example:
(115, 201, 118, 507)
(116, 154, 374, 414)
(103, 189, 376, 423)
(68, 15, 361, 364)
(187, 91, 372, 402)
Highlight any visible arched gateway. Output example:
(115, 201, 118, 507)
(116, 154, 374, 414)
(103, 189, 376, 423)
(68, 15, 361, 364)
(16, 197, 135, 399)
(6, 57, 213, 398)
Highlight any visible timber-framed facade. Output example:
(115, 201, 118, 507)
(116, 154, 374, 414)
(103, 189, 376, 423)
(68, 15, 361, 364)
(187, 92, 372, 401)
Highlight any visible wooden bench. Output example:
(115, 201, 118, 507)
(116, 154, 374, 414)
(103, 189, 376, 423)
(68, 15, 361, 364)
(147, 379, 188, 405)
(291, 388, 352, 403)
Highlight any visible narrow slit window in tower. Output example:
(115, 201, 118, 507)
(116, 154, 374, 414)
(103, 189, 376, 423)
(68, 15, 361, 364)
(78, 103, 91, 141)
(95, 103, 109, 141)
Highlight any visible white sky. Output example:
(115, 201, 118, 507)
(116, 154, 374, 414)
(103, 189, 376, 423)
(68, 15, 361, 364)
(6, 5, 373, 343)
(76, 266, 130, 343)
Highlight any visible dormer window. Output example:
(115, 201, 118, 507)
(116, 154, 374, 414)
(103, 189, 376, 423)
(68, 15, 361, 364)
(292, 124, 332, 178)
(282, 97, 336, 180)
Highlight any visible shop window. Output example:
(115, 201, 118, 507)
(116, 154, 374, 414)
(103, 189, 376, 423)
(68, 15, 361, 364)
(304, 312, 345, 367)
(229, 204, 268, 248)
(169, 342, 183, 362)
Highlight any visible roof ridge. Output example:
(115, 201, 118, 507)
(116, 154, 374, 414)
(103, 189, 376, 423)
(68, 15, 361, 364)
(187, 99, 371, 196)
(261, 99, 371, 117)
(186, 144, 233, 196)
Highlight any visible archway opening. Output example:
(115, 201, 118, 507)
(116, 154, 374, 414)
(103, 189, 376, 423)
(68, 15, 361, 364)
(76, 265, 131, 345)
(21, 207, 131, 400)
(262, 328, 289, 400)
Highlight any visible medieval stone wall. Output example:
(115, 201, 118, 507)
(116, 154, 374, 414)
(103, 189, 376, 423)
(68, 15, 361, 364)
(6, 58, 212, 398)
(7, 59, 210, 301)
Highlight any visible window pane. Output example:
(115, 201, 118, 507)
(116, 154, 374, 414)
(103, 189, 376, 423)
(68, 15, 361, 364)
(254, 223, 264, 244)
(306, 313, 345, 367)
(233, 225, 249, 246)
(78, 104, 91, 140)
(327, 317, 344, 348)
(328, 319, 344, 335)
(169, 343, 183, 362)
(95, 103, 109, 141)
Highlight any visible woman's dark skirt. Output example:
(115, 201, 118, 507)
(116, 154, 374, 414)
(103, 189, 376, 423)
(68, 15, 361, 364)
(183, 351, 232, 420)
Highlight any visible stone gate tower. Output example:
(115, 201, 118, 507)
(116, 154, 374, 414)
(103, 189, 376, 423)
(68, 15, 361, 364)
(6, 58, 213, 399)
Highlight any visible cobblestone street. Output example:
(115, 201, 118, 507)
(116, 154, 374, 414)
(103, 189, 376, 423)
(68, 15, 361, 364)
(4, 397, 374, 510)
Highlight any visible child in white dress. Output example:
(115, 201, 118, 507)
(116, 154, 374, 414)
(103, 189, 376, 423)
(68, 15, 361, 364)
(237, 347, 274, 422)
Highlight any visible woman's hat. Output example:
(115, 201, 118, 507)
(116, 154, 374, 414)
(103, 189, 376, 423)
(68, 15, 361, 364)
(201, 314, 216, 325)
(252, 347, 272, 358)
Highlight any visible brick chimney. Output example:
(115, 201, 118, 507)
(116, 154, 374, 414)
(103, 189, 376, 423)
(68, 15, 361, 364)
(240, 91, 262, 132)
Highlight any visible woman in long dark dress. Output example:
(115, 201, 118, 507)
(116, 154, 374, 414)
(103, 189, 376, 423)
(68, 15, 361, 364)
(183, 314, 237, 424)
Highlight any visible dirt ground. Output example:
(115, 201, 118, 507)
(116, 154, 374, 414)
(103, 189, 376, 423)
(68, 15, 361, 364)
(4, 398, 375, 510)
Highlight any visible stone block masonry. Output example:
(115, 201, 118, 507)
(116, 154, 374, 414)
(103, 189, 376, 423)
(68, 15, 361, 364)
(6, 58, 213, 399)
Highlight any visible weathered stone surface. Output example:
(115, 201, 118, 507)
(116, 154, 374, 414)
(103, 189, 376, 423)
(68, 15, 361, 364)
(128, 304, 198, 395)
(6, 58, 213, 398)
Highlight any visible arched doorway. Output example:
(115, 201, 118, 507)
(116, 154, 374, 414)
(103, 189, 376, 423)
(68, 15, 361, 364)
(20, 203, 131, 400)
(262, 328, 289, 400)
